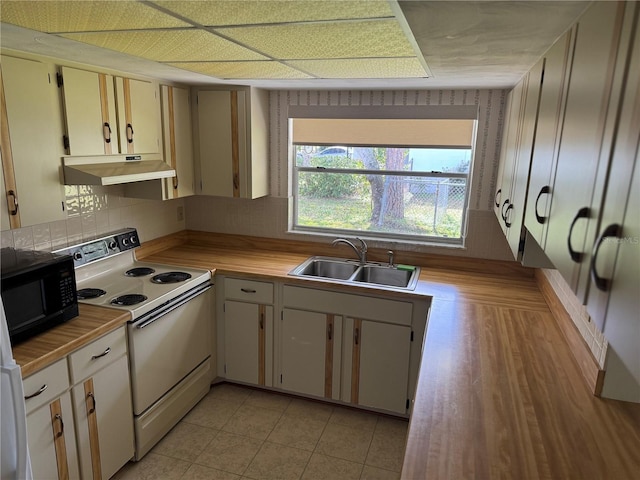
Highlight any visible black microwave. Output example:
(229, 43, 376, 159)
(1, 248, 79, 344)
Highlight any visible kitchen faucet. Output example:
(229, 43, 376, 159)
(332, 237, 368, 265)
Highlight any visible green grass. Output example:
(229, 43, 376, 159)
(297, 196, 463, 238)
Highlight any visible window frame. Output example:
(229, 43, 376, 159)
(288, 105, 478, 246)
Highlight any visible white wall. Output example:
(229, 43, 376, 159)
(186, 88, 514, 261)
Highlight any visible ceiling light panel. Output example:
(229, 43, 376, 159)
(288, 58, 427, 78)
(217, 20, 415, 60)
(0, 1, 189, 33)
(167, 61, 312, 79)
(152, 0, 394, 26)
(60, 30, 267, 62)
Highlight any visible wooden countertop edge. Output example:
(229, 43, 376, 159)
(535, 269, 605, 395)
(14, 305, 131, 378)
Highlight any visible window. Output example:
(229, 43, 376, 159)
(290, 110, 477, 244)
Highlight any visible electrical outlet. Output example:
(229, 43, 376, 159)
(177, 206, 184, 222)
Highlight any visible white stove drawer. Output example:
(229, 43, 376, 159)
(69, 327, 127, 384)
(225, 277, 273, 304)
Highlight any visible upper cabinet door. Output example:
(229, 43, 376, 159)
(544, 1, 630, 299)
(524, 30, 574, 248)
(1, 55, 65, 227)
(60, 66, 118, 156)
(115, 77, 161, 155)
(161, 85, 194, 199)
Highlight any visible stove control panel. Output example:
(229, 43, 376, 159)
(55, 228, 141, 268)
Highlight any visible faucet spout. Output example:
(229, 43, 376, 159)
(332, 237, 367, 265)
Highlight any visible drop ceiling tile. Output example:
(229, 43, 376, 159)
(153, 0, 393, 26)
(217, 19, 415, 60)
(0, 1, 189, 33)
(288, 58, 427, 78)
(167, 61, 311, 79)
(60, 30, 267, 62)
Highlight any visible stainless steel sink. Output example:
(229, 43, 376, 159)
(294, 257, 359, 280)
(289, 256, 420, 290)
(352, 264, 415, 288)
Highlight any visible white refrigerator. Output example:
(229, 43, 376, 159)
(1, 297, 32, 480)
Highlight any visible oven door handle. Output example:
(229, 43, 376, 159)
(135, 284, 212, 329)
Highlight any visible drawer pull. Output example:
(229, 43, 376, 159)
(534, 185, 551, 224)
(240, 288, 257, 294)
(590, 223, 622, 292)
(568, 207, 590, 262)
(91, 347, 111, 360)
(53, 413, 64, 438)
(25, 384, 48, 400)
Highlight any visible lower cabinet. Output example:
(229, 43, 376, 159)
(219, 277, 274, 387)
(342, 318, 411, 413)
(23, 326, 134, 480)
(24, 359, 80, 480)
(280, 309, 342, 400)
(217, 277, 429, 416)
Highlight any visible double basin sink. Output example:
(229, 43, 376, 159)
(289, 256, 421, 290)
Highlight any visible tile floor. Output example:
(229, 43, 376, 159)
(112, 383, 408, 480)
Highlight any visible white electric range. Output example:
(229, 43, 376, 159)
(56, 228, 213, 460)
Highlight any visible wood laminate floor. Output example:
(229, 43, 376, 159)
(112, 383, 407, 480)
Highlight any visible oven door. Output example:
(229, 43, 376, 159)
(127, 283, 212, 415)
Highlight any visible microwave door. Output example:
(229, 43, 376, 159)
(0, 297, 33, 480)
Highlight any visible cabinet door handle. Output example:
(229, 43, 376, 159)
(354, 327, 360, 346)
(327, 322, 333, 341)
(504, 203, 514, 228)
(494, 188, 502, 208)
(173, 176, 179, 190)
(91, 346, 111, 360)
(259, 313, 264, 330)
(7, 190, 18, 216)
(126, 123, 134, 143)
(87, 392, 97, 414)
(103, 122, 112, 143)
(568, 207, 590, 262)
(24, 384, 47, 400)
(534, 185, 551, 224)
(53, 413, 64, 438)
(590, 223, 622, 292)
(501, 199, 510, 221)
(240, 288, 256, 294)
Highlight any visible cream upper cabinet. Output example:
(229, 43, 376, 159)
(0, 55, 66, 227)
(523, 30, 574, 248)
(543, 1, 632, 300)
(59, 67, 161, 157)
(59, 66, 118, 156)
(115, 77, 161, 155)
(161, 85, 195, 199)
(194, 87, 269, 199)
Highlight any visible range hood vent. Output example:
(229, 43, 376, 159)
(63, 154, 175, 186)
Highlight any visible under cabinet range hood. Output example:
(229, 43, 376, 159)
(62, 154, 175, 186)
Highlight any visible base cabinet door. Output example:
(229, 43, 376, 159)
(26, 392, 80, 480)
(224, 300, 273, 385)
(280, 308, 342, 399)
(343, 318, 411, 414)
(72, 354, 134, 480)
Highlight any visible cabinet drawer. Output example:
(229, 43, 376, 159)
(69, 327, 127, 384)
(23, 358, 70, 414)
(225, 278, 273, 304)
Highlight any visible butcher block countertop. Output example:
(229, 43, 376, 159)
(139, 231, 640, 480)
(12, 304, 130, 377)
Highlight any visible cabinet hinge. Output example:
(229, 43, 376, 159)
(410, 330, 414, 342)
(56, 72, 63, 88)
(62, 135, 70, 151)
(406, 399, 410, 410)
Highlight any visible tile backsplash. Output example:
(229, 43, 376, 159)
(1, 184, 185, 252)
